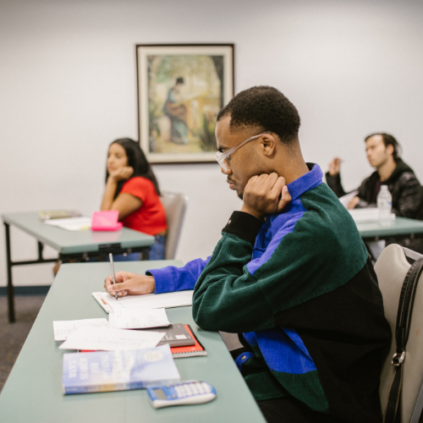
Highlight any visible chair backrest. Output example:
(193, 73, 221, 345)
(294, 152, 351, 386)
(375, 244, 423, 422)
(160, 191, 188, 259)
(416, 185, 423, 221)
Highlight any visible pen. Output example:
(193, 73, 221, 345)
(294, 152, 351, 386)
(109, 253, 118, 301)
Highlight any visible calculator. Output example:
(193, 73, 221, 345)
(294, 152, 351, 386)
(147, 381, 216, 408)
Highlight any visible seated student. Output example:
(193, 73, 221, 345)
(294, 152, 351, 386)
(101, 138, 167, 260)
(105, 87, 391, 423)
(326, 133, 421, 216)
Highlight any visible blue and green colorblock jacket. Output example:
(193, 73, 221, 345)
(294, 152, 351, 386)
(149, 164, 391, 422)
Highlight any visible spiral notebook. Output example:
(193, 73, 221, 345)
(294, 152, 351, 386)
(167, 324, 207, 359)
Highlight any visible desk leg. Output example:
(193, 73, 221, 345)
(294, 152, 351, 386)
(4, 223, 16, 323)
(38, 241, 44, 260)
(141, 248, 149, 260)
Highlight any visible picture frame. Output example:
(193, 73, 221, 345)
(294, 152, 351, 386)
(136, 44, 234, 164)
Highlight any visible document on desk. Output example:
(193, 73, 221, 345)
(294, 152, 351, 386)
(338, 190, 358, 208)
(53, 318, 109, 341)
(349, 208, 395, 223)
(109, 308, 170, 329)
(59, 326, 165, 351)
(92, 290, 194, 313)
(44, 217, 91, 231)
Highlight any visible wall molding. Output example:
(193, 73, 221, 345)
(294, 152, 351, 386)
(0, 286, 50, 296)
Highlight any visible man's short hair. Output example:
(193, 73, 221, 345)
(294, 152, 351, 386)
(365, 132, 402, 161)
(217, 86, 301, 143)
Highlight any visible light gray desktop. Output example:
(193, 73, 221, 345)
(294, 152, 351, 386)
(0, 260, 266, 423)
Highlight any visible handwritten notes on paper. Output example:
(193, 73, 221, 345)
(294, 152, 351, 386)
(53, 318, 109, 341)
(92, 290, 193, 313)
(109, 308, 170, 329)
(59, 327, 165, 351)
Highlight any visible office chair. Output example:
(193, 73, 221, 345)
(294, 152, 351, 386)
(375, 244, 423, 423)
(160, 191, 188, 260)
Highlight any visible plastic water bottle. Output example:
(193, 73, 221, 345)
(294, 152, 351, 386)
(377, 185, 392, 226)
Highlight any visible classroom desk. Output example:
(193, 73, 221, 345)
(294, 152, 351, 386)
(0, 260, 266, 423)
(356, 217, 423, 241)
(356, 217, 423, 259)
(2, 212, 154, 323)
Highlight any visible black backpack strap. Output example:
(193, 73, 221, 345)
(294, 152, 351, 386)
(385, 258, 423, 423)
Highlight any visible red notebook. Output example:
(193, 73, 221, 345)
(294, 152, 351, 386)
(170, 325, 207, 358)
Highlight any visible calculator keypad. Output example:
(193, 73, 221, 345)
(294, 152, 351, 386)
(174, 382, 210, 398)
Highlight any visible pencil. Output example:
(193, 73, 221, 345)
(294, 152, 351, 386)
(109, 253, 118, 301)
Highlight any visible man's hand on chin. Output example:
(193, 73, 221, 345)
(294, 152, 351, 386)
(241, 172, 291, 220)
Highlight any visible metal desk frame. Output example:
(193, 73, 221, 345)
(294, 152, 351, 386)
(3, 215, 153, 323)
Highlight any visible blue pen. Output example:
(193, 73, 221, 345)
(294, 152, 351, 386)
(109, 253, 118, 300)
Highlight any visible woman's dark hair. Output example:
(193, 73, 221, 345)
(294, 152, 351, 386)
(364, 133, 402, 161)
(105, 138, 161, 198)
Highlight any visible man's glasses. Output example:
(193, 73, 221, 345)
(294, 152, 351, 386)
(215, 131, 270, 171)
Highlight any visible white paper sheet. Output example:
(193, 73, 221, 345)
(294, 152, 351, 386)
(338, 190, 358, 208)
(59, 326, 165, 351)
(349, 208, 395, 223)
(92, 290, 193, 313)
(109, 308, 170, 329)
(53, 318, 109, 341)
(44, 217, 91, 231)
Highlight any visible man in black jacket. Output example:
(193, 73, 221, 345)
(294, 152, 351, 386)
(326, 133, 421, 218)
(326, 132, 422, 252)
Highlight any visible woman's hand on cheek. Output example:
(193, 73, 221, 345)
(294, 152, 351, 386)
(109, 166, 134, 182)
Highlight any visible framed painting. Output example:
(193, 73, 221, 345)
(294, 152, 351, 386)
(136, 44, 234, 164)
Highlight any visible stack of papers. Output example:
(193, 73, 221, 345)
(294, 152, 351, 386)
(59, 327, 165, 351)
(53, 307, 170, 350)
(44, 217, 91, 231)
(53, 318, 109, 341)
(109, 308, 170, 329)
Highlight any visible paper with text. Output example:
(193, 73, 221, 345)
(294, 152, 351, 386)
(109, 308, 170, 329)
(53, 318, 109, 341)
(44, 217, 91, 231)
(92, 290, 193, 313)
(59, 326, 165, 351)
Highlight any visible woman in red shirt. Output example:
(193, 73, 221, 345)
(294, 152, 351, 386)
(101, 138, 167, 260)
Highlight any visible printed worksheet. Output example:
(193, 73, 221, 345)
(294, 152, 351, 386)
(53, 318, 109, 341)
(109, 308, 170, 329)
(92, 290, 193, 313)
(59, 327, 165, 351)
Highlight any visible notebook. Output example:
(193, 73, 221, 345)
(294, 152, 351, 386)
(141, 323, 196, 347)
(91, 211, 123, 231)
(145, 324, 207, 358)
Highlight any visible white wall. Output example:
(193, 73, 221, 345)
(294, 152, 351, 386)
(1, 0, 423, 287)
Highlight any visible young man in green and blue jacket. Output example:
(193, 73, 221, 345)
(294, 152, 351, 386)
(105, 86, 391, 423)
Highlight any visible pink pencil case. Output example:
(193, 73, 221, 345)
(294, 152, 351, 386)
(91, 211, 123, 231)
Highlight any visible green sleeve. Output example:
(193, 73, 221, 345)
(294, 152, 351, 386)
(192, 203, 368, 333)
(192, 221, 275, 333)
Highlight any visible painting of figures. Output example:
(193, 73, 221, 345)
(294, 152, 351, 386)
(137, 44, 234, 163)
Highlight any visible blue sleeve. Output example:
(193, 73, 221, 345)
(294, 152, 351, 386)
(147, 257, 211, 294)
